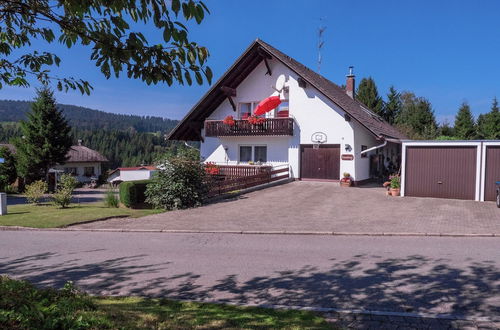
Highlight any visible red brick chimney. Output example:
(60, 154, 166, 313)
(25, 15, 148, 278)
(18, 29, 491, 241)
(346, 66, 355, 99)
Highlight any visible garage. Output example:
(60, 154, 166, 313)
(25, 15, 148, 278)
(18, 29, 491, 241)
(300, 144, 340, 180)
(484, 145, 500, 201)
(404, 145, 478, 200)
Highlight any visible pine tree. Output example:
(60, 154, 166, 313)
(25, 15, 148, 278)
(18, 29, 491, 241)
(476, 97, 500, 139)
(454, 102, 475, 140)
(395, 92, 437, 139)
(356, 77, 384, 117)
(0, 146, 16, 190)
(384, 86, 401, 124)
(15, 88, 72, 183)
(438, 121, 455, 137)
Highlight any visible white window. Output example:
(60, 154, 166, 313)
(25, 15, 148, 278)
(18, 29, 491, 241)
(276, 100, 289, 117)
(254, 146, 267, 162)
(239, 145, 267, 163)
(238, 102, 260, 119)
(239, 146, 252, 162)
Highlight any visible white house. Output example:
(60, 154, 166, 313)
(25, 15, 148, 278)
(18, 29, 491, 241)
(1, 141, 108, 185)
(107, 166, 157, 184)
(51, 142, 108, 184)
(167, 39, 405, 183)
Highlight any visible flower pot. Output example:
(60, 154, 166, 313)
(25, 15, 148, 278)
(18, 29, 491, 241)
(390, 188, 400, 196)
(340, 181, 351, 187)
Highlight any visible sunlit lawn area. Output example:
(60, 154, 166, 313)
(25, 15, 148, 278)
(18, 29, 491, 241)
(0, 276, 333, 329)
(0, 203, 162, 228)
(94, 297, 333, 329)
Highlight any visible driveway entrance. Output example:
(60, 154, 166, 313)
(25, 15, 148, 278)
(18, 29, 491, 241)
(72, 181, 500, 235)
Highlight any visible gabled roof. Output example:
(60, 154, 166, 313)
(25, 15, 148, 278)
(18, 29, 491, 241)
(167, 39, 405, 141)
(66, 145, 108, 163)
(0, 143, 108, 163)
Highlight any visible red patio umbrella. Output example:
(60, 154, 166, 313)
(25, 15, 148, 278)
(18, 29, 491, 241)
(253, 96, 281, 116)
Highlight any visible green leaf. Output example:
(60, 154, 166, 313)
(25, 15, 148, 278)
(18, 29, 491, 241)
(163, 28, 171, 42)
(171, 0, 181, 15)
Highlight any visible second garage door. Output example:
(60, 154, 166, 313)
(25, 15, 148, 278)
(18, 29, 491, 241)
(404, 146, 477, 200)
(484, 146, 500, 201)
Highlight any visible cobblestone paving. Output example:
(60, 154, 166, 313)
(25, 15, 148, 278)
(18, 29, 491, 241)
(72, 181, 500, 235)
(324, 312, 500, 329)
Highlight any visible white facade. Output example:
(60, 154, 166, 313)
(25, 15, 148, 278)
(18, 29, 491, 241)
(200, 60, 391, 181)
(107, 168, 157, 183)
(52, 162, 103, 183)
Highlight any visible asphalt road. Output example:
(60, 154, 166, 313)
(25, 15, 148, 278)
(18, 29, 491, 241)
(1, 231, 499, 320)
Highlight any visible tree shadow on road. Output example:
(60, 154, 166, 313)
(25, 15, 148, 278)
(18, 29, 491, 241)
(1, 252, 498, 321)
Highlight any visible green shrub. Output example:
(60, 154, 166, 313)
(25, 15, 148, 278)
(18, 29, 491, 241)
(25, 180, 48, 205)
(145, 157, 208, 210)
(52, 174, 77, 208)
(104, 189, 119, 208)
(0, 276, 111, 329)
(58, 173, 78, 191)
(52, 189, 72, 208)
(119, 180, 151, 208)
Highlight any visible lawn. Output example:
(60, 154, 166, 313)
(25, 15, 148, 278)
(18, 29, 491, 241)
(0, 203, 162, 228)
(0, 276, 333, 329)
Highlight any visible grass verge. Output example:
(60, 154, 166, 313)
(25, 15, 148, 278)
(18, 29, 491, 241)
(0, 203, 162, 228)
(0, 276, 333, 329)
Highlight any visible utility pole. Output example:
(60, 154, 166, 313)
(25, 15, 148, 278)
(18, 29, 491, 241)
(317, 19, 326, 73)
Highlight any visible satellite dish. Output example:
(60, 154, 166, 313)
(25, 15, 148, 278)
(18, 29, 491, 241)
(272, 74, 286, 93)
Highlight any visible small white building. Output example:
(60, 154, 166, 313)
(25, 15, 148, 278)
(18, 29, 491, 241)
(107, 166, 157, 185)
(167, 39, 405, 183)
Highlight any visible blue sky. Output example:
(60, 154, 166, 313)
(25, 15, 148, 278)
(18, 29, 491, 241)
(1, 0, 500, 124)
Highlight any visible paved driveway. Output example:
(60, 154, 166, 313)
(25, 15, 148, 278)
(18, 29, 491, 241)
(72, 181, 500, 235)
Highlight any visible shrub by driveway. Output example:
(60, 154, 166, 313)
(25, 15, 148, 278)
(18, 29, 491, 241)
(71, 181, 500, 235)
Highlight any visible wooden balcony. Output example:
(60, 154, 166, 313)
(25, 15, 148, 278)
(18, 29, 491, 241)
(205, 118, 294, 137)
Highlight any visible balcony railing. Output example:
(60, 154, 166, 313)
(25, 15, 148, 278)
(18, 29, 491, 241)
(205, 117, 294, 137)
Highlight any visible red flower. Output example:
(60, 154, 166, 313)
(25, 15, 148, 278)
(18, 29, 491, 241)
(205, 162, 220, 175)
(247, 115, 266, 125)
(223, 115, 235, 126)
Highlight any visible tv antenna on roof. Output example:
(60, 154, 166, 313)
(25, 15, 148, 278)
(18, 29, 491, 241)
(317, 18, 327, 73)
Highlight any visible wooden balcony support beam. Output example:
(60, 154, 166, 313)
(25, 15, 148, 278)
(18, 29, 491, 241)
(258, 48, 272, 76)
(221, 86, 237, 112)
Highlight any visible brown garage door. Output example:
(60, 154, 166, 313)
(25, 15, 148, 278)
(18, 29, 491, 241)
(484, 146, 500, 201)
(300, 144, 340, 180)
(405, 146, 477, 200)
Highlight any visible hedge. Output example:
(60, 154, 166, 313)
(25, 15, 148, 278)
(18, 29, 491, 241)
(119, 180, 151, 208)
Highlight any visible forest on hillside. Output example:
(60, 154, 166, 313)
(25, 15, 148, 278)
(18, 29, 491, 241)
(0, 99, 178, 133)
(0, 100, 194, 169)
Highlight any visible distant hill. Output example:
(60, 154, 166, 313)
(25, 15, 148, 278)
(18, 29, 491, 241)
(0, 99, 194, 169)
(0, 99, 178, 133)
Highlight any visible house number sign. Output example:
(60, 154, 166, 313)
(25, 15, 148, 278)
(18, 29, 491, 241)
(341, 154, 354, 161)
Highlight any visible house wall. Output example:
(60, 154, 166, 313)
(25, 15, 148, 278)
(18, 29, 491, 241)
(200, 60, 383, 180)
(108, 170, 156, 183)
(53, 162, 102, 183)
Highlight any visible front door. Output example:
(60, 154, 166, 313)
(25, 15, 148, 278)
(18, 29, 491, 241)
(300, 144, 340, 180)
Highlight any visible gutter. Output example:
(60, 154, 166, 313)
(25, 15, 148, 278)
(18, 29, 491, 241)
(360, 139, 387, 155)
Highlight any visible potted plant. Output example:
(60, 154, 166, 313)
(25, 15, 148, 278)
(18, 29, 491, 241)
(389, 175, 401, 196)
(223, 115, 235, 126)
(247, 115, 266, 125)
(340, 172, 352, 187)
